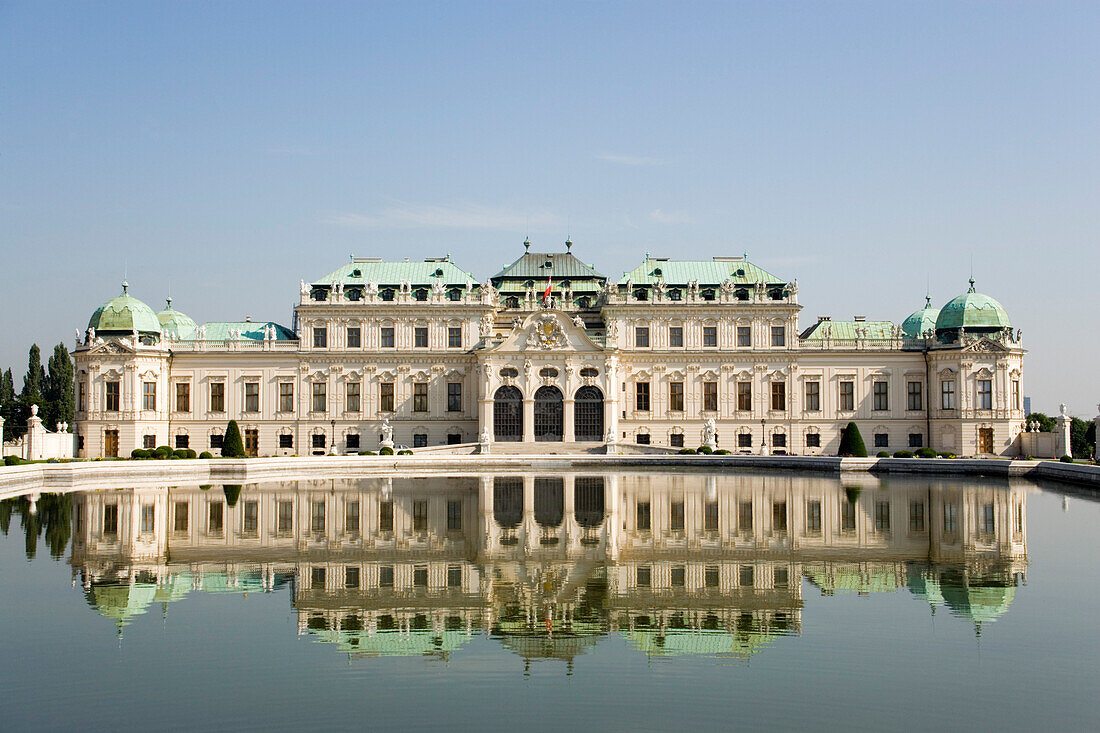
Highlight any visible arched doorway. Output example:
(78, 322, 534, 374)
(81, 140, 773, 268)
(534, 386, 564, 441)
(494, 386, 523, 442)
(574, 386, 604, 441)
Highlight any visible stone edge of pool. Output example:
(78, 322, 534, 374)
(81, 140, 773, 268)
(2, 454, 1098, 498)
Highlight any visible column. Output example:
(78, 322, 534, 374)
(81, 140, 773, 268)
(523, 397, 535, 442)
(563, 398, 575, 442)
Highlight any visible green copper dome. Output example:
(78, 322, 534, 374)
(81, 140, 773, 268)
(901, 296, 940, 339)
(935, 279, 1010, 334)
(88, 282, 163, 335)
(156, 297, 197, 340)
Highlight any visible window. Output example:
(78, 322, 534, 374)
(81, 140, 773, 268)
(380, 383, 394, 412)
(636, 433, 650, 444)
(874, 501, 891, 532)
(738, 501, 753, 531)
(669, 382, 684, 411)
(447, 565, 462, 587)
(737, 382, 752, 412)
(175, 434, 189, 449)
(278, 383, 294, 412)
(937, 379, 956, 410)
(243, 501, 258, 535)
(841, 499, 856, 532)
(380, 288, 395, 301)
(413, 433, 428, 447)
(143, 435, 156, 450)
(210, 382, 225, 413)
(141, 504, 155, 534)
(447, 433, 461, 444)
(105, 381, 120, 412)
(174, 501, 189, 532)
(244, 429, 258, 457)
(347, 327, 361, 348)
(703, 326, 717, 347)
(806, 433, 820, 448)
(775, 567, 789, 588)
(140, 381, 156, 411)
(414, 327, 428, 348)
(738, 433, 752, 448)
(312, 434, 326, 449)
(449, 288, 462, 302)
(671, 566, 685, 587)
(637, 566, 651, 587)
(977, 380, 992, 410)
(447, 500, 462, 531)
(1011, 379, 1020, 410)
(313, 326, 327, 348)
(668, 289, 681, 301)
(909, 502, 926, 532)
(339, 381, 360, 413)
(671, 433, 684, 447)
(312, 382, 326, 413)
(907, 381, 923, 411)
(413, 383, 428, 412)
(244, 382, 259, 412)
(379, 501, 393, 532)
(637, 501, 651, 530)
(311, 567, 325, 589)
(705, 501, 718, 532)
(807, 500, 822, 534)
(736, 326, 751, 347)
(670, 501, 685, 531)
(636, 382, 650, 411)
(874, 433, 888, 448)
(277, 501, 293, 533)
(381, 327, 395, 348)
(772, 502, 787, 531)
(448, 327, 462, 348)
(770, 381, 786, 411)
(908, 433, 923, 448)
(170, 382, 189, 412)
(703, 381, 718, 412)
(840, 381, 854, 411)
(77, 381, 86, 412)
(345, 567, 360, 589)
(944, 503, 958, 533)
(635, 326, 649, 348)
(103, 503, 118, 534)
(773, 433, 787, 448)
(346, 433, 359, 449)
(447, 383, 462, 412)
(771, 325, 786, 347)
(210, 434, 224, 450)
(669, 326, 683, 347)
(345, 501, 359, 533)
(413, 500, 428, 531)
(981, 503, 995, 534)
(209, 502, 224, 534)
(872, 381, 889, 411)
(311, 501, 326, 532)
(804, 382, 820, 411)
(739, 565, 754, 587)
(705, 566, 719, 587)
(279, 433, 293, 449)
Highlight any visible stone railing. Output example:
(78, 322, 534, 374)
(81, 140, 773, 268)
(168, 340, 301, 353)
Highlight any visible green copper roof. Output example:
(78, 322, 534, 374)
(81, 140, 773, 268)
(623, 628, 778, 660)
(314, 257, 478, 287)
(941, 584, 1016, 625)
(156, 298, 197, 340)
(901, 296, 940, 339)
(619, 256, 783, 286)
(193, 322, 296, 341)
(806, 564, 904, 593)
(490, 246, 607, 284)
(801, 320, 896, 340)
(85, 582, 159, 625)
(88, 282, 163, 335)
(935, 280, 1011, 332)
(306, 628, 475, 657)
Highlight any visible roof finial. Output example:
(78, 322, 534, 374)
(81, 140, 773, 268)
(968, 277, 976, 293)
(166, 296, 173, 309)
(523, 237, 530, 252)
(121, 280, 129, 295)
(565, 237, 572, 252)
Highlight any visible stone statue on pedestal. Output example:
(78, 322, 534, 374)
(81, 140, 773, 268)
(703, 418, 717, 450)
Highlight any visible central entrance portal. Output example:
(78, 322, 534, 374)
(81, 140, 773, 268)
(534, 386, 564, 441)
(574, 385, 604, 441)
(494, 386, 523, 442)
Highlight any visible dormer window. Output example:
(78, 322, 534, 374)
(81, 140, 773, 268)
(668, 289, 681, 301)
(769, 288, 784, 300)
(544, 260, 553, 269)
(351, 269, 362, 277)
(311, 288, 327, 302)
(346, 287, 362, 301)
(380, 289, 395, 301)
(736, 289, 749, 301)
(525, 280, 534, 288)
(434, 268, 444, 277)
(653, 268, 662, 277)
(634, 288, 648, 301)
(736, 268, 745, 277)
(448, 288, 462, 301)
(505, 296, 519, 308)
(701, 289, 715, 301)
(576, 296, 590, 309)
(414, 289, 428, 301)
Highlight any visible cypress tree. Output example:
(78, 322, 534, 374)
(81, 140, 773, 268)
(16, 345, 45, 439)
(44, 343, 75, 429)
(0, 369, 15, 440)
(838, 422, 868, 457)
(222, 420, 246, 458)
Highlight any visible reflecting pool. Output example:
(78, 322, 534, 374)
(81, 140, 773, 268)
(1, 471, 1098, 731)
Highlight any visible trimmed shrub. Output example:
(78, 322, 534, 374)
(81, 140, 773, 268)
(697, 445, 713, 454)
(678, 448, 697, 454)
(185, 449, 197, 459)
(893, 450, 916, 458)
(839, 423, 867, 457)
(199, 451, 213, 459)
(916, 447, 938, 459)
(173, 448, 190, 459)
(1060, 455, 1074, 463)
(397, 449, 413, 455)
(358, 450, 378, 456)
(154, 445, 173, 459)
(876, 450, 890, 458)
(223, 484, 242, 508)
(713, 449, 731, 455)
(130, 449, 150, 459)
(199, 484, 212, 490)
(379, 446, 394, 456)
(222, 420, 246, 458)
(4, 455, 26, 466)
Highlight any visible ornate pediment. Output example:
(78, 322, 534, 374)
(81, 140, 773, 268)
(963, 338, 1010, 353)
(88, 340, 136, 356)
(489, 309, 605, 354)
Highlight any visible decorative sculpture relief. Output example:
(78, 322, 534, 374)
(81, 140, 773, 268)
(526, 313, 567, 349)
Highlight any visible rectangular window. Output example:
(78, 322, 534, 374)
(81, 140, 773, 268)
(635, 382, 650, 411)
(312, 434, 326, 449)
(278, 433, 293, 449)
(772, 502, 787, 532)
(244, 429, 258, 457)
(775, 567, 789, 588)
(773, 433, 787, 448)
(278, 383, 294, 412)
(277, 501, 293, 534)
(447, 565, 462, 588)
(705, 566, 719, 587)
(414, 327, 428, 348)
(671, 433, 684, 447)
(874, 433, 888, 448)
(668, 326, 683, 347)
(669, 381, 684, 411)
(636, 433, 650, 444)
(413, 500, 428, 531)
(909, 501, 926, 532)
(703, 326, 717, 348)
(770, 381, 786, 411)
(873, 381, 889, 411)
(313, 326, 327, 348)
(210, 382, 225, 413)
(448, 327, 462, 348)
(345, 567, 360, 589)
(312, 382, 326, 413)
(705, 501, 718, 532)
(346, 382, 361, 413)
(636, 566, 651, 587)
(771, 326, 786, 347)
(737, 326, 751, 347)
(413, 383, 428, 412)
(907, 381, 923, 411)
(413, 433, 428, 447)
(311, 501, 325, 533)
(174, 382, 190, 412)
(671, 566, 686, 587)
(670, 501, 685, 531)
(738, 501, 753, 531)
(209, 501, 224, 534)
(143, 434, 156, 450)
(345, 501, 360, 533)
(174, 501, 189, 533)
(874, 501, 891, 532)
(804, 382, 820, 411)
(738, 433, 752, 448)
(739, 565, 755, 587)
(635, 326, 649, 348)
(977, 380, 993, 410)
(105, 381, 120, 412)
(142, 381, 156, 411)
(381, 327, 395, 348)
(447, 382, 462, 412)
(944, 503, 958, 533)
(941, 380, 956, 410)
(637, 501, 651, 531)
(908, 433, 923, 448)
(840, 381, 855, 411)
(311, 567, 325, 589)
(806, 433, 821, 447)
(78, 381, 86, 412)
(380, 382, 395, 412)
(175, 434, 189, 449)
(346, 433, 359, 449)
(379, 501, 393, 532)
(103, 503, 118, 534)
(244, 382, 259, 412)
(243, 501, 258, 535)
(981, 503, 995, 534)
(447, 500, 462, 530)
(807, 500, 822, 534)
(1011, 380, 1020, 410)
(379, 566, 394, 587)
(210, 434, 223, 450)
(347, 326, 361, 349)
(141, 504, 155, 534)
(737, 382, 752, 412)
(702, 381, 718, 412)
(842, 499, 856, 532)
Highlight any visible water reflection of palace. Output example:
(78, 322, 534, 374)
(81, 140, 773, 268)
(54, 473, 1029, 661)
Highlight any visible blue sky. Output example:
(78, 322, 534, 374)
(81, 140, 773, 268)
(2, 1, 1097, 414)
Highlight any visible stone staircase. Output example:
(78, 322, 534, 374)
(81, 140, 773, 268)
(484, 441, 608, 455)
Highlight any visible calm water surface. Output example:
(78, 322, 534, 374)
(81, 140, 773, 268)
(1, 470, 1097, 731)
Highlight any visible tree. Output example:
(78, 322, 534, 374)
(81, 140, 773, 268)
(44, 343, 74, 429)
(15, 345, 45, 439)
(1070, 417, 1093, 460)
(1025, 412, 1055, 432)
(222, 420, 246, 458)
(0, 369, 15, 440)
(839, 422, 867, 457)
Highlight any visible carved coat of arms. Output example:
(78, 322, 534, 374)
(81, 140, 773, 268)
(526, 313, 567, 350)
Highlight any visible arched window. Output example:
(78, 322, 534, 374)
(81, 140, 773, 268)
(539, 367, 559, 379)
(414, 289, 428, 301)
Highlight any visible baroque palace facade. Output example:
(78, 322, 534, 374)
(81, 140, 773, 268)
(72, 242, 1025, 457)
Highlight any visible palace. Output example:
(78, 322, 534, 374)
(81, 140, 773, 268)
(71, 241, 1025, 457)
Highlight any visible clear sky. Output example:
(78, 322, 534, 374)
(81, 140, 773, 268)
(2, 1, 1097, 416)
